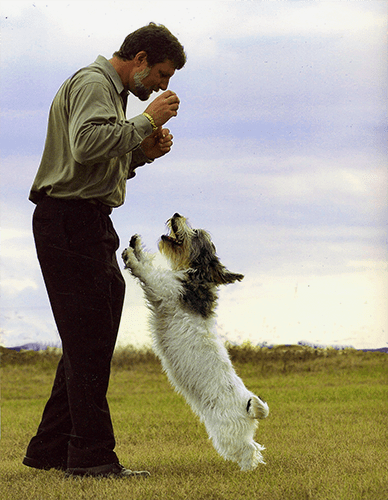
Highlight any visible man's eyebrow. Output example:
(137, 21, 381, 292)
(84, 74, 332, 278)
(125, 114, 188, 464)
(160, 70, 173, 78)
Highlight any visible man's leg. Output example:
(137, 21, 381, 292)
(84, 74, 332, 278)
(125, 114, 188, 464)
(24, 197, 125, 469)
(23, 356, 71, 470)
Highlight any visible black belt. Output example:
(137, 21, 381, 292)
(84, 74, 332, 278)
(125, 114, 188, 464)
(87, 199, 113, 215)
(40, 194, 113, 216)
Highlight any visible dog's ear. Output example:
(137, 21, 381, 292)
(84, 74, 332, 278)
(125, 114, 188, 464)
(190, 230, 244, 286)
(210, 260, 244, 285)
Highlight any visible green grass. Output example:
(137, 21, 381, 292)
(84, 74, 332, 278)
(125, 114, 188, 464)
(1, 345, 387, 499)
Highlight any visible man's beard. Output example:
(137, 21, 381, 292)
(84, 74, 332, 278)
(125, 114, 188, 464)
(134, 67, 152, 101)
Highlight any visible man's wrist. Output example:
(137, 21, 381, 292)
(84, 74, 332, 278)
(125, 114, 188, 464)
(142, 112, 157, 131)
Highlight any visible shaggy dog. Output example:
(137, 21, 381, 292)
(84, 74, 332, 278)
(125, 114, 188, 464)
(121, 213, 269, 471)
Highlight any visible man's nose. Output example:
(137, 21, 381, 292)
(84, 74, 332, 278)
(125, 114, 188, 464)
(159, 78, 170, 91)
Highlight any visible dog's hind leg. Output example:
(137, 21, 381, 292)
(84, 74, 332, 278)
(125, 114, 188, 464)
(247, 396, 269, 419)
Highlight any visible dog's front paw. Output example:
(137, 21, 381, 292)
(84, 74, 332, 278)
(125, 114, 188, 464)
(130, 234, 140, 249)
(122, 234, 146, 269)
(129, 234, 144, 260)
(122, 247, 136, 269)
(247, 396, 269, 420)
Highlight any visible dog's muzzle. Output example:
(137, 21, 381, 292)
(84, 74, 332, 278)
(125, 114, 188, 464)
(161, 213, 184, 246)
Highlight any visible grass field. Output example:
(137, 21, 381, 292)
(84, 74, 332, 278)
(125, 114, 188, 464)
(1, 345, 387, 500)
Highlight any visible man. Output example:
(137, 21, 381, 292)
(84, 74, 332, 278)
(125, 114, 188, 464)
(23, 23, 186, 478)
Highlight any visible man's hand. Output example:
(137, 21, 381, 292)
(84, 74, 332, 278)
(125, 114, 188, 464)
(144, 91, 180, 128)
(141, 127, 173, 160)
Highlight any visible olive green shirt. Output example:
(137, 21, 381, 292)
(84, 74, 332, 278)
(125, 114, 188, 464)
(29, 55, 154, 208)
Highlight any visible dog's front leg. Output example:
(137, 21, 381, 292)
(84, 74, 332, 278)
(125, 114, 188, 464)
(121, 234, 155, 283)
(122, 235, 144, 274)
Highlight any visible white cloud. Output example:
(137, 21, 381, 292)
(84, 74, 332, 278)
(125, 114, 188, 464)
(216, 268, 388, 349)
(2, 1, 386, 61)
(256, 1, 386, 36)
(0, 228, 35, 262)
(347, 260, 388, 272)
(0, 308, 58, 347)
(1, 227, 32, 241)
(0, 216, 41, 302)
(239, 164, 387, 207)
(1, 278, 38, 295)
(117, 261, 388, 350)
(0, 1, 386, 349)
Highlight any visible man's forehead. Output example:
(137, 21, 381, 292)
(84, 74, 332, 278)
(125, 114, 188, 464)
(154, 59, 176, 76)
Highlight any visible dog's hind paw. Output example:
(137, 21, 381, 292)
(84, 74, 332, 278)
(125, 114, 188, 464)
(247, 396, 269, 420)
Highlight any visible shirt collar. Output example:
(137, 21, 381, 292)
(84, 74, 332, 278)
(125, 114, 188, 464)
(93, 55, 125, 96)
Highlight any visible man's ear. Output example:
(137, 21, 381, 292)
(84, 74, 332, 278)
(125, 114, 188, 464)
(134, 51, 148, 67)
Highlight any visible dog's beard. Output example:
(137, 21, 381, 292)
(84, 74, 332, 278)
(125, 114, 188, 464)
(134, 67, 152, 101)
(159, 236, 190, 271)
(159, 231, 191, 272)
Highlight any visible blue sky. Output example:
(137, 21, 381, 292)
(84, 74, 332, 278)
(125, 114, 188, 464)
(0, 0, 387, 349)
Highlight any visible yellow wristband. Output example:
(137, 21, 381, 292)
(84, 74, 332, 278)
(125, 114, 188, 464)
(142, 112, 157, 131)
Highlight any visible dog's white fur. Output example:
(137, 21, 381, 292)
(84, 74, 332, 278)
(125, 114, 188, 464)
(121, 214, 269, 471)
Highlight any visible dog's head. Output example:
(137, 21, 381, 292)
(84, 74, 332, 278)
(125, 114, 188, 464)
(159, 214, 243, 317)
(159, 213, 244, 285)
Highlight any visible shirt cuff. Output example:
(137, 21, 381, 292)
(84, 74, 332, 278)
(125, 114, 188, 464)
(130, 114, 153, 140)
(127, 146, 154, 179)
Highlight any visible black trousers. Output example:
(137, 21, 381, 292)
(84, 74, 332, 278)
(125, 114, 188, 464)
(25, 196, 126, 469)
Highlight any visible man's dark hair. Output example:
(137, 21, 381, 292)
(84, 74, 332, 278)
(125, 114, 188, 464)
(114, 23, 186, 69)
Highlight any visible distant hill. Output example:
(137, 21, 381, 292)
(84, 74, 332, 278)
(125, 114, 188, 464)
(5, 342, 61, 352)
(3, 343, 387, 353)
(360, 347, 388, 353)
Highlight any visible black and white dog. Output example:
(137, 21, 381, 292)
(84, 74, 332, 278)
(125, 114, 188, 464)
(122, 213, 269, 470)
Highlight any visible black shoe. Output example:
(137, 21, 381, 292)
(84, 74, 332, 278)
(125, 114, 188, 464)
(65, 462, 150, 478)
(23, 456, 67, 471)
